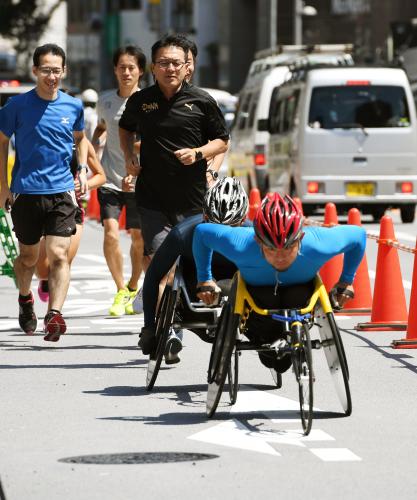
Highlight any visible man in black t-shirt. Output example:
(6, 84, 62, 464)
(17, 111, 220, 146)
(119, 33, 229, 257)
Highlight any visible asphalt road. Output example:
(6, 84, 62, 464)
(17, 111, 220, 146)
(1, 211, 417, 500)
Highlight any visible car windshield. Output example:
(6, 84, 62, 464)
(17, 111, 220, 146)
(308, 85, 411, 129)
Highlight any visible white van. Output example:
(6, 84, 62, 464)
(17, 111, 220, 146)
(228, 62, 290, 194)
(228, 45, 353, 195)
(267, 66, 417, 222)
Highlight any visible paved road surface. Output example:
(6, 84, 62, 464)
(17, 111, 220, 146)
(1, 212, 417, 500)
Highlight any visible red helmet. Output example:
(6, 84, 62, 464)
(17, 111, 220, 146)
(254, 193, 303, 249)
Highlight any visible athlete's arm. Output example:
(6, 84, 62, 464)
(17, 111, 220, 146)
(331, 225, 366, 284)
(192, 223, 246, 282)
(0, 131, 12, 210)
(86, 140, 106, 190)
(91, 119, 107, 153)
(73, 130, 89, 195)
(205, 140, 229, 187)
(174, 138, 228, 166)
(119, 127, 140, 176)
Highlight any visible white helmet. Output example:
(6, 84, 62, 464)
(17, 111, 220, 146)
(81, 88, 98, 104)
(204, 177, 248, 225)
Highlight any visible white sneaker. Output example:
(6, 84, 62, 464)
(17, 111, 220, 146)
(164, 329, 183, 365)
(132, 287, 143, 314)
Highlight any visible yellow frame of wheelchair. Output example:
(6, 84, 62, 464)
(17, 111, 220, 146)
(233, 272, 333, 320)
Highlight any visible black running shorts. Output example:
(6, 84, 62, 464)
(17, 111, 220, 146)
(11, 191, 78, 245)
(97, 187, 141, 230)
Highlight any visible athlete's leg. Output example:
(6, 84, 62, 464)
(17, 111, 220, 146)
(34, 237, 48, 280)
(68, 224, 83, 265)
(127, 228, 143, 290)
(14, 241, 40, 295)
(103, 218, 125, 290)
(45, 235, 71, 312)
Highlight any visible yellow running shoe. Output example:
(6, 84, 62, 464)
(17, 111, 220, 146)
(125, 287, 139, 315)
(109, 288, 130, 316)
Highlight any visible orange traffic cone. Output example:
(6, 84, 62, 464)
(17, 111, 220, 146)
(319, 203, 343, 292)
(356, 216, 408, 331)
(119, 206, 126, 230)
(342, 208, 372, 315)
(248, 188, 262, 221)
(392, 237, 417, 348)
(87, 189, 100, 221)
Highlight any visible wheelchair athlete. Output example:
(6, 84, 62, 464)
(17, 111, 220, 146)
(193, 193, 366, 375)
(139, 177, 249, 363)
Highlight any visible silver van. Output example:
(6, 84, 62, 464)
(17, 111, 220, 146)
(267, 66, 417, 222)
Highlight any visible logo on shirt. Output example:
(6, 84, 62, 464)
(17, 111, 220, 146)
(61, 117, 70, 124)
(142, 102, 159, 113)
(184, 103, 194, 111)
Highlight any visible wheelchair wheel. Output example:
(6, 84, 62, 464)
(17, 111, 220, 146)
(206, 279, 239, 417)
(292, 324, 314, 435)
(227, 349, 239, 405)
(327, 312, 352, 415)
(146, 285, 177, 391)
(316, 306, 352, 415)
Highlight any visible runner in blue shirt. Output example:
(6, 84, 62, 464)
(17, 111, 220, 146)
(0, 43, 89, 341)
(193, 193, 366, 374)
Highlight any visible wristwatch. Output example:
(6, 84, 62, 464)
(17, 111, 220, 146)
(207, 168, 219, 180)
(194, 149, 203, 162)
(77, 163, 88, 173)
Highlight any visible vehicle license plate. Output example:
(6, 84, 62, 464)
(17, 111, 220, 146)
(346, 183, 375, 196)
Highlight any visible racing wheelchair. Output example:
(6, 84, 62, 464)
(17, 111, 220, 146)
(206, 272, 351, 435)
(145, 256, 238, 402)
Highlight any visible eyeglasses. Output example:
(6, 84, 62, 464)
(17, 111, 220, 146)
(38, 67, 63, 76)
(155, 60, 185, 70)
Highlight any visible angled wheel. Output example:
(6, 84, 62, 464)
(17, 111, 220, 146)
(292, 324, 314, 435)
(316, 306, 352, 415)
(206, 278, 239, 417)
(146, 285, 177, 391)
(327, 312, 352, 415)
(227, 349, 239, 405)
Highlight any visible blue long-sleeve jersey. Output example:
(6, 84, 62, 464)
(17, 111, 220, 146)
(192, 223, 366, 286)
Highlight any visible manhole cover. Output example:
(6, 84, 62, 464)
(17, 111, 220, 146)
(59, 452, 218, 465)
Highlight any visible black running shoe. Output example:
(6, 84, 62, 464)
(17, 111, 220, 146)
(18, 292, 37, 335)
(138, 326, 156, 354)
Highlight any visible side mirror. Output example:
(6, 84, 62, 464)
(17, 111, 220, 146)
(257, 119, 269, 131)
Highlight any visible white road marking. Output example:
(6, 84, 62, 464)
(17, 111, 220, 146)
(189, 419, 281, 456)
(99, 326, 140, 331)
(189, 386, 361, 461)
(90, 318, 143, 324)
(230, 385, 304, 422)
(0, 320, 18, 331)
(310, 448, 361, 462)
